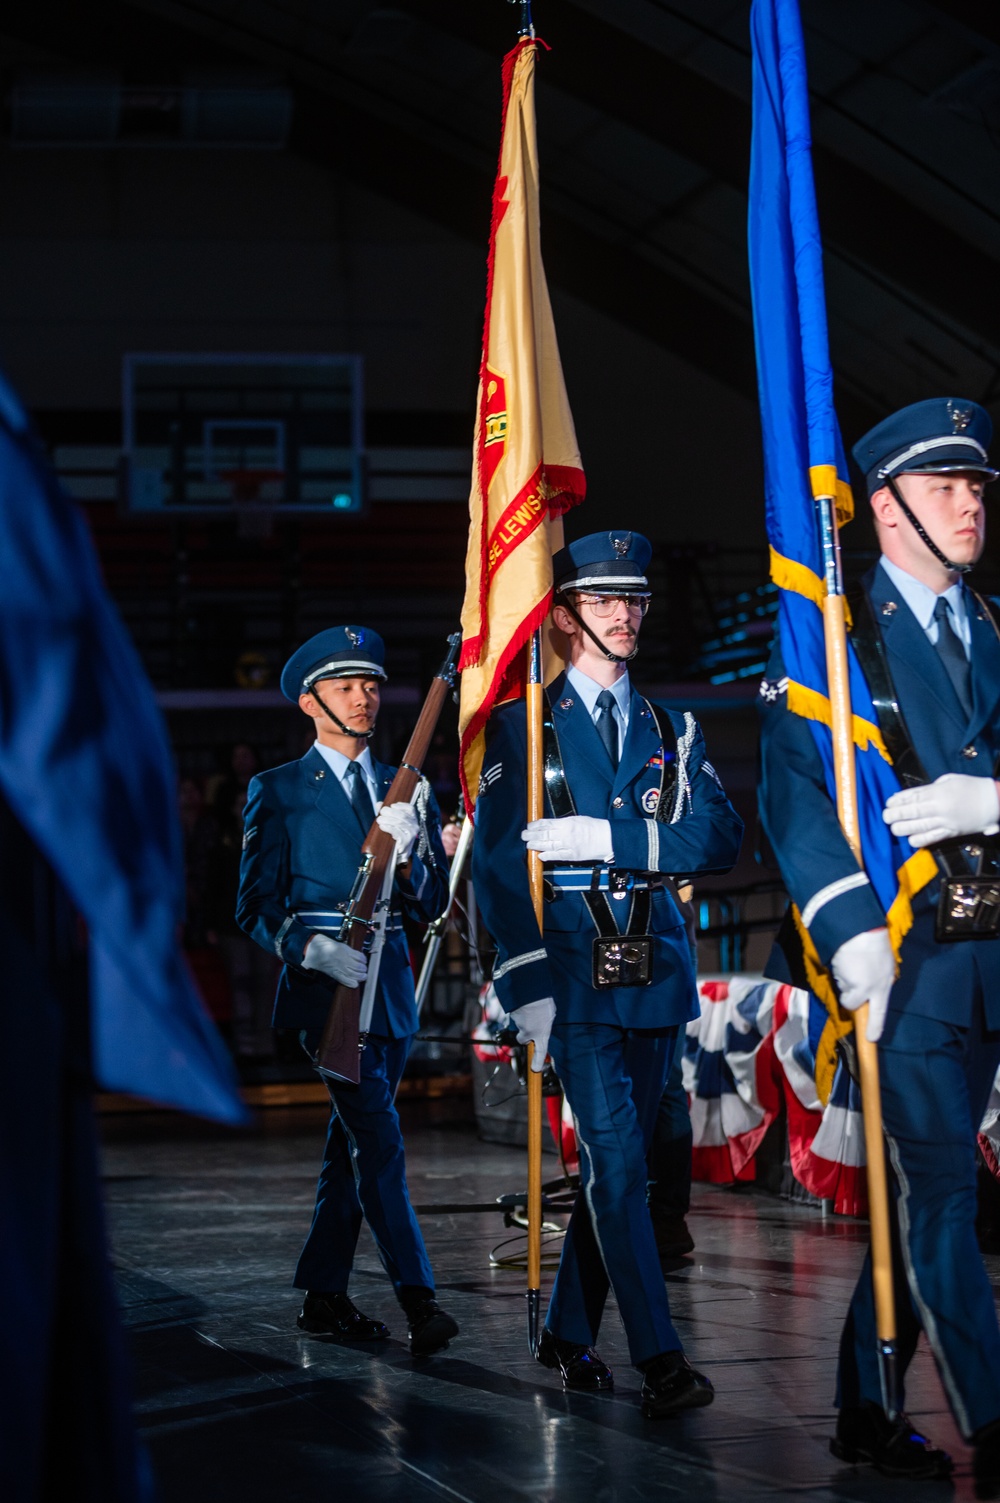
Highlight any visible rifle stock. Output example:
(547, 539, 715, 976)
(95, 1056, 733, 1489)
(316, 632, 461, 1082)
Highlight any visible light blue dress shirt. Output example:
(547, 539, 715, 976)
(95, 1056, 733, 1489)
(313, 741, 381, 805)
(880, 556, 971, 660)
(565, 663, 631, 758)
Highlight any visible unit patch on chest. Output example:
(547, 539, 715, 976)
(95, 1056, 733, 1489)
(641, 787, 661, 814)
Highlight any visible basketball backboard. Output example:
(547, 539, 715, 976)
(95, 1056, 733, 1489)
(121, 353, 365, 515)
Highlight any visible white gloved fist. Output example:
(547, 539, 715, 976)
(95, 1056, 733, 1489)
(303, 933, 368, 988)
(830, 928, 896, 1043)
(883, 774, 1000, 849)
(376, 801, 419, 863)
(522, 816, 614, 864)
(509, 997, 556, 1072)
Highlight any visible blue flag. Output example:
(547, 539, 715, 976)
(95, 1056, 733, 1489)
(748, 0, 935, 1068)
(0, 369, 245, 1124)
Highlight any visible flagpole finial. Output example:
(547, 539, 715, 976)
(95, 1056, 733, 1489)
(507, 0, 535, 39)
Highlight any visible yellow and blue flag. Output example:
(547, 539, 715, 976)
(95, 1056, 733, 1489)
(748, 0, 935, 1083)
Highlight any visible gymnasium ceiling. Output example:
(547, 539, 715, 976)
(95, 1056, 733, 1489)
(3, 0, 999, 440)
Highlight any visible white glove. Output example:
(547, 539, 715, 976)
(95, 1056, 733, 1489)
(509, 997, 556, 1072)
(522, 816, 614, 864)
(830, 928, 896, 1043)
(303, 933, 368, 988)
(883, 774, 1000, 849)
(376, 801, 419, 863)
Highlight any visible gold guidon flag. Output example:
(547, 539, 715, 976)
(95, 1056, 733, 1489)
(459, 36, 585, 812)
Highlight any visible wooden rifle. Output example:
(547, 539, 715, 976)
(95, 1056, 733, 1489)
(315, 631, 462, 1083)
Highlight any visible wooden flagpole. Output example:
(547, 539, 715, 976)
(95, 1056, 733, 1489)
(819, 494, 899, 1419)
(525, 628, 545, 1355)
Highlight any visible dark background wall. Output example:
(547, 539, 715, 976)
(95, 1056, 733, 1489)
(1, 0, 997, 866)
(0, 141, 767, 549)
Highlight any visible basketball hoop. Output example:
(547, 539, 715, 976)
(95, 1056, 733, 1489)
(219, 468, 284, 539)
(219, 468, 284, 505)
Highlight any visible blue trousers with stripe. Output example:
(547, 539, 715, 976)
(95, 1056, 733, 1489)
(293, 1032, 434, 1298)
(546, 1022, 681, 1365)
(837, 1001, 1000, 1436)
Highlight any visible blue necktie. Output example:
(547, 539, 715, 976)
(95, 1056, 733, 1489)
(345, 760, 376, 834)
(595, 689, 619, 771)
(933, 597, 972, 717)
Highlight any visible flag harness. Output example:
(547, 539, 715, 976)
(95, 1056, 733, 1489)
(541, 691, 686, 987)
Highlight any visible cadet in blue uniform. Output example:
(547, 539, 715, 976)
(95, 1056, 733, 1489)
(472, 532, 743, 1417)
(759, 399, 1000, 1491)
(237, 626, 459, 1355)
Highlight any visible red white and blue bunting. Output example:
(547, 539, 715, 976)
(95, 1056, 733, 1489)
(684, 977, 866, 1216)
(472, 977, 1000, 1215)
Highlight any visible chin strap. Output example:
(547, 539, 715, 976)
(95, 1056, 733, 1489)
(558, 596, 638, 663)
(308, 684, 377, 738)
(885, 475, 973, 576)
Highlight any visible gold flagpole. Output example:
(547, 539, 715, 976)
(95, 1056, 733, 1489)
(525, 627, 544, 1355)
(819, 493, 899, 1419)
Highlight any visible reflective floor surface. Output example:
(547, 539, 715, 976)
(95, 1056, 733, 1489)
(101, 1101, 992, 1502)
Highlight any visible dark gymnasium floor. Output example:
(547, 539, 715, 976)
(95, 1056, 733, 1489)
(102, 1097, 991, 1503)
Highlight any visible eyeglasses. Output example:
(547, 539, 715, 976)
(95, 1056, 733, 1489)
(575, 594, 650, 618)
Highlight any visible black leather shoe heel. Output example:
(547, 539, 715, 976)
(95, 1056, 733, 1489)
(406, 1299, 459, 1356)
(970, 1415, 1000, 1497)
(536, 1327, 614, 1391)
(831, 1405, 953, 1480)
(640, 1351, 713, 1418)
(297, 1291, 389, 1341)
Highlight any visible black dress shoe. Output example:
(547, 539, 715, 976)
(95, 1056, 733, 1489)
(406, 1299, 459, 1356)
(297, 1291, 389, 1341)
(650, 1210, 695, 1262)
(639, 1351, 714, 1418)
(536, 1327, 614, 1391)
(973, 1416, 1000, 1498)
(831, 1405, 953, 1480)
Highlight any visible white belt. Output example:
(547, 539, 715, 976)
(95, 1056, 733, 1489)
(545, 867, 659, 893)
(293, 909, 403, 933)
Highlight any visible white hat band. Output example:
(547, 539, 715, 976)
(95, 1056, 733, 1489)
(879, 434, 988, 478)
(303, 657, 386, 687)
(559, 572, 650, 592)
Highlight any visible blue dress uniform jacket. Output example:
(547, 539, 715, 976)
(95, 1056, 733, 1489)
(759, 561, 1000, 1438)
(236, 744, 450, 1299)
(473, 673, 742, 1365)
(474, 675, 744, 1027)
(237, 745, 449, 1036)
(759, 562, 1000, 1027)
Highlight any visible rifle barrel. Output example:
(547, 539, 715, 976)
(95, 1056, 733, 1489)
(315, 630, 462, 1083)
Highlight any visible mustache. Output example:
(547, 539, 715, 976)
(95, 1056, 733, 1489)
(604, 625, 636, 638)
